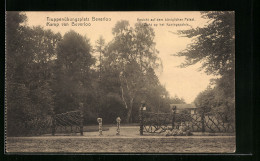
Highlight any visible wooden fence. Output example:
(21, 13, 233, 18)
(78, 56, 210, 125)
(140, 110, 235, 134)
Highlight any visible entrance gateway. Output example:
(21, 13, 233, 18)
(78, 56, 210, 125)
(47, 102, 234, 136)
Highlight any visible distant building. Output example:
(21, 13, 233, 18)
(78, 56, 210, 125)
(170, 103, 197, 114)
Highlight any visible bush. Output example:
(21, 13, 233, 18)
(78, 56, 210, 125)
(165, 123, 193, 136)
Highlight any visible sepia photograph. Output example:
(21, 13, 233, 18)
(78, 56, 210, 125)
(5, 11, 235, 153)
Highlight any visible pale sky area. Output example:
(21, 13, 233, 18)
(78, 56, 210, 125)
(24, 11, 216, 103)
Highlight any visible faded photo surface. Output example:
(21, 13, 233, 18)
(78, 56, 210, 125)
(5, 11, 235, 153)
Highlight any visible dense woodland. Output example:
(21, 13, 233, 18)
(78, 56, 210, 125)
(6, 12, 234, 136)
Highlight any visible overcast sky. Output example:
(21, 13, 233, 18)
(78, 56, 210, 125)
(25, 11, 216, 103)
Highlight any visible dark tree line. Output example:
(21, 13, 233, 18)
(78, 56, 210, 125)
(6, 12, 182, 136)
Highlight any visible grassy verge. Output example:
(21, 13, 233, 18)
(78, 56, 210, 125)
(6, 137, 236, 153)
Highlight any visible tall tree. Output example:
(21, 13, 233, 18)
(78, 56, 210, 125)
(26, 26, 61, 117)
(175, 11, 235, 76)
(175, 12, 235, 116)
(6, 12, 39, 136)
(54, 30, 94, 114)
(6, 12, 29, 83)
(104, 21, 161, 123)
(6, 12, 61, 135)
(95, 36, 105, 80)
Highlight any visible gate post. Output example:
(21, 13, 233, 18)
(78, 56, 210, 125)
(97, 118, 103, 136)
(80, 113, 84, 136)
(139, 106, 143, 135)
(201, 111, 205, 132)
(116, 117, 121, 135)
(51, 114, 56, 136)
(171, 106, 176, 129)
(139, 101, 145, 135)
(79, 103, 84, 136)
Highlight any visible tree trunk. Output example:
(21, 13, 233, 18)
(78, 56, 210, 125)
(126, 98, 134, 123)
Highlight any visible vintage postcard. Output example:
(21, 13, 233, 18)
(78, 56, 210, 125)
(5, 11, 235, 153)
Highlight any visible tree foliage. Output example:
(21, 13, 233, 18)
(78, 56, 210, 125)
(6, 12, 61, 136)
(54, 31, 95, 114)
(175, 12, 235, 119)
(194, 83, 235, 123)
(175, 11, 235, 76)
(102, 21, 163, 123)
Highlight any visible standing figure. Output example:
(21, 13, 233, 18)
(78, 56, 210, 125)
(172, 106, 176, 129)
